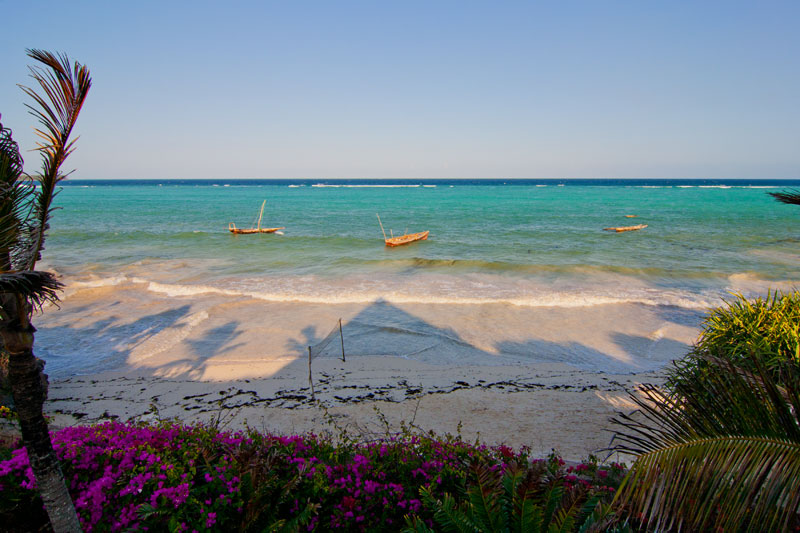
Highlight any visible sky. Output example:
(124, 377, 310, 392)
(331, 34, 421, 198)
(1, 1, 798, 180)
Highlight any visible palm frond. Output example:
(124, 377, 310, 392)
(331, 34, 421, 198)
(0, 270, 62, 315)
(616, 436, 800, 531)
(0, 119, 31, 269)
(769, 189, 800, 205)
(17, 49, 91, 270)
(0, 116, 24, 184)
(609, 353, 800, 530)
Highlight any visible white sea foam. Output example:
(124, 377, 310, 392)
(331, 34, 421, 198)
(312, 184, 422, 188)
(135, 278, 715, 310)
(68, 274, 138, 289)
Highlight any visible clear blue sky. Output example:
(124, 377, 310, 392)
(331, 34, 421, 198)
(1, 1, 798, 179)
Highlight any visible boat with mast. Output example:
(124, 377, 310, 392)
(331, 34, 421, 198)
(377, 214, 429, 246)
(228, 200, 285, 234)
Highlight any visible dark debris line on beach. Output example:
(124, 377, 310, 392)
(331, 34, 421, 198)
(47, 374, 634, 423)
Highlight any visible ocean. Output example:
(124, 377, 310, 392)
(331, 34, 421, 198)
(35, 179, 800, 378)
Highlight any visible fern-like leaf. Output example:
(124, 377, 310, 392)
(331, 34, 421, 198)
(467, 464, 504, 532)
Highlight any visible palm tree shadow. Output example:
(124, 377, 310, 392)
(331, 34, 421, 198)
(286, 325, 325, 357)
(651, 305, 706, 328)
(149, 320, 247, 380)
(610, 332, 692, 367)
(36, 305, 195, 378)
(185, 321, 246, 359)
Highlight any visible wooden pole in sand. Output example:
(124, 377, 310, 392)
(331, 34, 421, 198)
(307, 346, 316, 401)
(339, 318, 346, 362)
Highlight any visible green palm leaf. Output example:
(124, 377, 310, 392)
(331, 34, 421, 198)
(0, 120, 31, 271)
(617, 436, 800, 531)
(17, 49, 91, 271)
(0, 271, 62, 314)
(609, 353, 800, 531)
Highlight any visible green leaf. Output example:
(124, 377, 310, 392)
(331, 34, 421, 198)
(17, 49, 91, 271)
(609, 349, 800, 531)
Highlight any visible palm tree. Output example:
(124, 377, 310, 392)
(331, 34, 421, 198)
(769, 189, 800, 205)
(0, 49, 91, 532)
(608, 354, 800, 531)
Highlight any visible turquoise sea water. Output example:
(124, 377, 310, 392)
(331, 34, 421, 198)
(49, 179, 799, 294)
(33, 179, 800, 377)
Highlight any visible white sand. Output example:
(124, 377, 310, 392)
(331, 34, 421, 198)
(33, 280, 702, 461)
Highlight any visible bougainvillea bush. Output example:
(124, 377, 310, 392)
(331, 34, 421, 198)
(0, 421, 625, 532)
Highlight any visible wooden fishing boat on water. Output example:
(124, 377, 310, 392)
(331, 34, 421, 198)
(229, 200, 285, 234)
(377, 214, 429, 246)
(604, 224, 648, 233)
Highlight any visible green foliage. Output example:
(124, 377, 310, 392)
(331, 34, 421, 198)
(673, 291, 800, 394)
(610, 352, 800, 531)
(236, 446, 319, 532)
(0, 116, 27, 270)
(403, 460, 618, 533)
(1, 421, 627, 532)
(18, 49, 92, 272)
(700, 290, 799, 367)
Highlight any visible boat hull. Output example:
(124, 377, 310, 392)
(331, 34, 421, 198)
(385, 231, 429, 246)
(229, 226, 284, 234)
(603, 224, 647, 233)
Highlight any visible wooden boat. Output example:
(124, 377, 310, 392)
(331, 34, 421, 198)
(604, 224, 648, 233)
(624, 214, 637, 218)
(229, 200, 285, 234)
(377, 214, 429, 246)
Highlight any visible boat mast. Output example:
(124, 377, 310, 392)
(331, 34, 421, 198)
(376, 214, 388, 241)
(257, 200, 266, 230)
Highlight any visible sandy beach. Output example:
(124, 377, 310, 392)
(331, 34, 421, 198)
(20, 180, 798, 463)
(34, 277, 703, 461)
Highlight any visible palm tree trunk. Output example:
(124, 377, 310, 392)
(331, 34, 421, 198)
(0, 295, 81, 532)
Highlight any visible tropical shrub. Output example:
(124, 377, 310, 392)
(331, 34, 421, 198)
(0, 421, 626, 532)
(671, 291, 800, 397)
